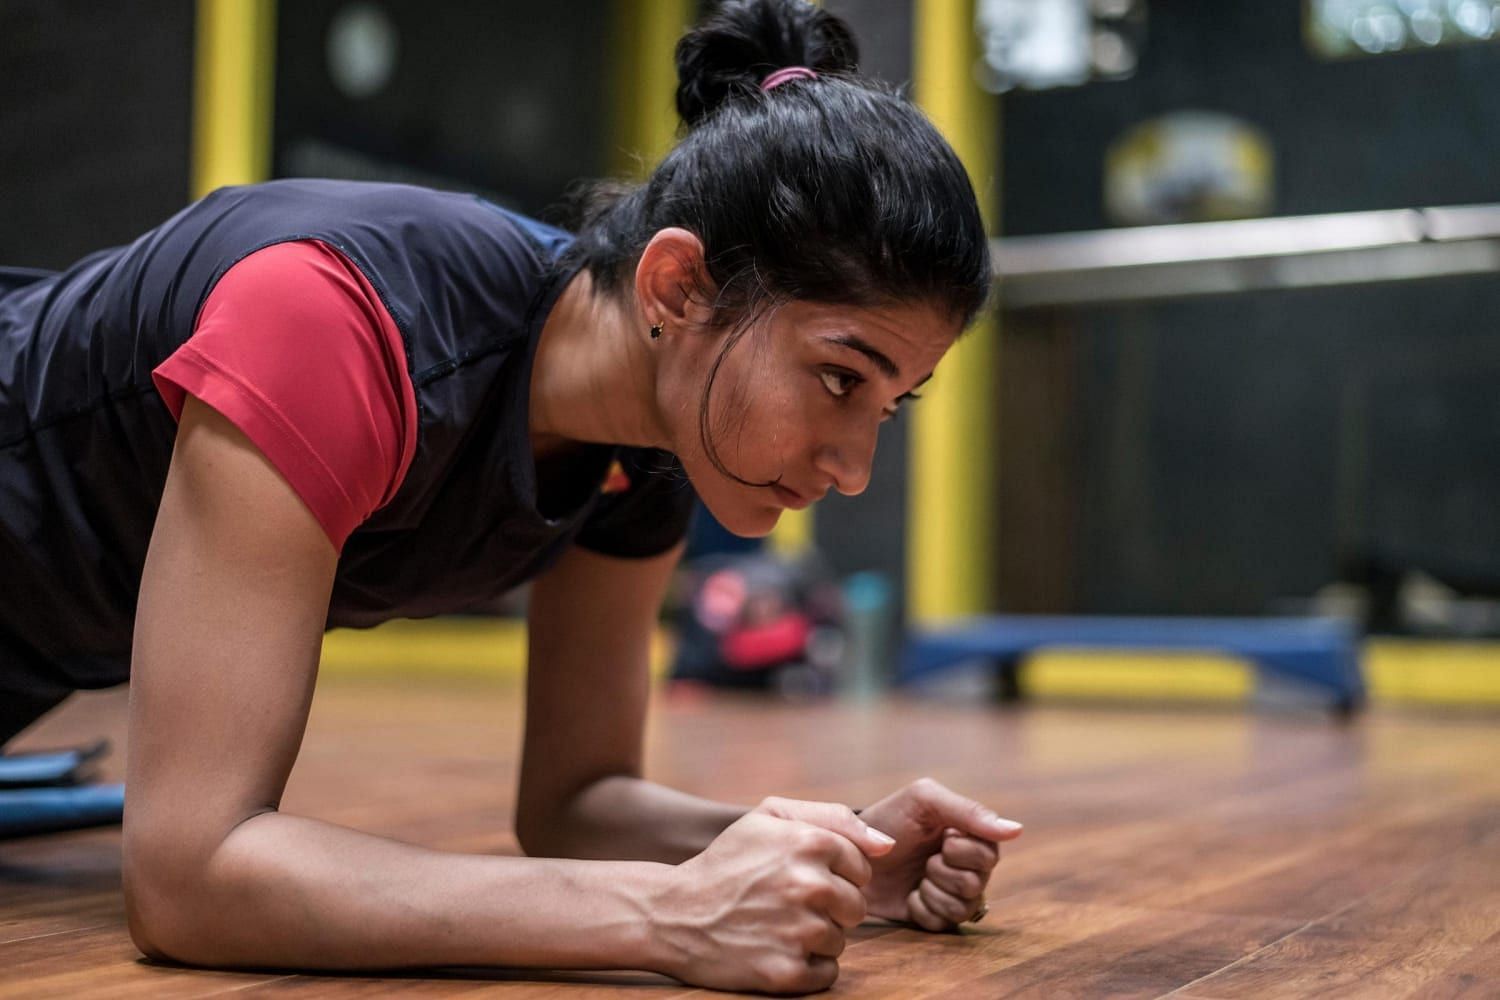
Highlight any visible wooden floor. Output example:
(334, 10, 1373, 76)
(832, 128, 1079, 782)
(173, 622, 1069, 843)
(3, 675, 1499, 998)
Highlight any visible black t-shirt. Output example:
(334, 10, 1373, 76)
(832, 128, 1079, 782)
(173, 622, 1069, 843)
(0, 180, 697, 702)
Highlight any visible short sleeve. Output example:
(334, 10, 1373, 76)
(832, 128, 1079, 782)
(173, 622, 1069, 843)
(574, 448, 698, 559)
(151, 239, 418, 550)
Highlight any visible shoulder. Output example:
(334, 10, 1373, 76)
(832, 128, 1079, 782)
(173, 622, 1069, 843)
(154, 238, 416, 550)
(200, 179, 576, 269)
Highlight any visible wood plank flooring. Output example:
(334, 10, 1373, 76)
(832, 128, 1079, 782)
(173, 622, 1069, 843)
(2, 676, 1498, 998)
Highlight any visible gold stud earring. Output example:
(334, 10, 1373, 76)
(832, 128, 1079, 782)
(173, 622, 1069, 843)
(650, 322, 663, 340)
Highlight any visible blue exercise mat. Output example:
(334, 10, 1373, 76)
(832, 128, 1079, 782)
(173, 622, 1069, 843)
(0, 784, 125, 839)
(0, 740, 108, 788)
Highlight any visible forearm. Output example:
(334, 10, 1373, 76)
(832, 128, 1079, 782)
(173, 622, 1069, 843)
(129, 809, 672, 972)
(524, 775, 746, 864)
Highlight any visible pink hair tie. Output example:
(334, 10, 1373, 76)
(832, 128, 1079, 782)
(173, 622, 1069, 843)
(761, 66, 819, 91)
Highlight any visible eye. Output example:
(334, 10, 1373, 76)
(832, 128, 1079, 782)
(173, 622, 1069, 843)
(819, 369, 861, 398)
(881, 390, 923, 423)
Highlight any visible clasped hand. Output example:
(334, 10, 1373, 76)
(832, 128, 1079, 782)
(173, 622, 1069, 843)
(758, 778, 1022, 931)
(655, 781, 1020, 994)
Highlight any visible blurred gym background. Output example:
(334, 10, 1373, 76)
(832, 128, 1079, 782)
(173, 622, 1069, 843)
(4, 0, 1498, 711)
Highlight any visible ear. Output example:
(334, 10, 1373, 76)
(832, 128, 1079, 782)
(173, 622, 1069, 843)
(634, 227, 718, 333)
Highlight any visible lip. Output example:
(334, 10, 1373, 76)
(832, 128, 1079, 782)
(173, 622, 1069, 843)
(771, 484, 812, 510)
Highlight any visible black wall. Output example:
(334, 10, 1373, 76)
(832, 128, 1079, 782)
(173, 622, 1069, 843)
(997, 1, 1500, 616)
(1002, 1, 1500, 235)
(274, 0, 614, 218)
(0, 1, 194, 270)
(812, 0, 917, 602)
(1056, 277, 1500, 614)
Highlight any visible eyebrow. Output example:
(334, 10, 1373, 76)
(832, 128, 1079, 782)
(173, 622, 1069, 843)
(823, 334, 934, 388)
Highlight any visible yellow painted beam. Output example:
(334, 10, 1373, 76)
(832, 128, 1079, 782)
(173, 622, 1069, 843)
(909, 0, 1000, 622)
(610, 0, 694, 178)
(321, 619, 1500, 708)
(321, 617, 677, 680)
(983, 640, 1500, 706)
(192, 0, 276, 199)
(1365, 639, 1500, 705)
(1027, 651, 1253, 701)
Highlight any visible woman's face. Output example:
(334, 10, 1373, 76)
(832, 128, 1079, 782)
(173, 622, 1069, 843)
(661, 298, 959, 538)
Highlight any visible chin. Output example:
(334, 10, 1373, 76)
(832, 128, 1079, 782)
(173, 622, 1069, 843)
(704, 496, 782, 539)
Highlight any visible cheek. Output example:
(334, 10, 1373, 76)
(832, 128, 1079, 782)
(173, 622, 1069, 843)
(661, 328, 815, 485)
(704, 356, 805, 454)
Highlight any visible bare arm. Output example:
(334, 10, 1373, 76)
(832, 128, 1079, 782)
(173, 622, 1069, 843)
(516, 541, 747, 864)
(123, 397, 673, 972)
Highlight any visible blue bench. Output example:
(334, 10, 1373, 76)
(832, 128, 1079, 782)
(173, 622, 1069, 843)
(0, 784, 125, 839)
(900, 615, 1364, 713)
(0, 740, 125, 839)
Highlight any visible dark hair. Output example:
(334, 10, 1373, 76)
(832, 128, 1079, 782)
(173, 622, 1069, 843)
(559, 0, 991, 486)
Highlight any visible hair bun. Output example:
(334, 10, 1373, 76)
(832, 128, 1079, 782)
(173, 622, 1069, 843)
(674, 0, 860, 129)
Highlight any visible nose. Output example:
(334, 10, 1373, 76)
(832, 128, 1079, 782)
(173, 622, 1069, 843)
(813, 419, 878, 497)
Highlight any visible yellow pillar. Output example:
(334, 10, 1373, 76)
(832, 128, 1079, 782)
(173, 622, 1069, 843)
(764, 0, 823, 557)
(909, 0, 1000, 622)
(770, 506, 814, 557)
(768, 0, 822, 559)
(611, 0, 813, 557)
(192, 0, 276, 199)
(610, 0, 695, 178)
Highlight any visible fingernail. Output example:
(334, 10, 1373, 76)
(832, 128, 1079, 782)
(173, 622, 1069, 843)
(868, 827, 896, 846)
(990, 815, 1023, 833)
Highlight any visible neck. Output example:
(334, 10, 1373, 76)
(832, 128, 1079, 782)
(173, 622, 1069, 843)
(528, 268, 667, 456)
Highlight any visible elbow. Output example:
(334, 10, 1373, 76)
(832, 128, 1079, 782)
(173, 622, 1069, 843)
(123, 805, 280, 964)
(515, 795, 590, 859)
(517, 774, 636, 859)
(124, 886, 170, 963)
(514, 780, 568, 858)
(122, 831, 215, 965)
(517, 777, 628, 859)
(514, 808, 558, 858)
(123, 859, 187, 963)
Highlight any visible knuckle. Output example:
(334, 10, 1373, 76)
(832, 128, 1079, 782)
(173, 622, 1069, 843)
(797, 916, 830, 946)
(793, 824, 833, 854)
(942, 836, 972, 863)
(919, 883, 958, 919)
(957, 839, 997, 868)
(848, 892, 870, 926)
(785, 867, 827, 902)
(911, 905, 942, 932)
(924, 897, 958, 928)
(761, 957, 808, 994)
(929, 857, 980, 895)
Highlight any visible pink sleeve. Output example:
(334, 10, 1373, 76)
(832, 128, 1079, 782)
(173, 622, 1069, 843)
(152, 239, 418, 550)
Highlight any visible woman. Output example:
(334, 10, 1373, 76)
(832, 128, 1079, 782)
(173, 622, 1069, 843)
(0, 0, 1022, 993)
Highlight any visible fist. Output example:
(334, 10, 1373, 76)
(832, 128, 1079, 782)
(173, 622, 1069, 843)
(854, 778, 1021, 930)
